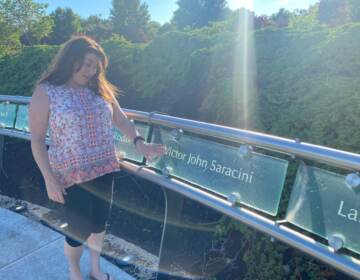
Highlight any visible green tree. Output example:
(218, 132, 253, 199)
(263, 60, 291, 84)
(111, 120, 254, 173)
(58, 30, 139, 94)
(225, 8, 268, 32)
(348, 0, 360, 21)
(47, 7, 82, 45)
(202, 0, 228, 25)
(158, 22, 176, 35)
(271, 8, 291, 28)
(317, 0, 352, 26)
(254, 15, 273, 29)
(147, 20, 161, 38)
(0, 0, 53, 45)
(110, 0, 151, 43)
(287, 4, 319, 32)
(172, 0, 228, 29)
(0, 14, 21, 56)
(81, 15, 113, 42)
(21, 16, 53, 45)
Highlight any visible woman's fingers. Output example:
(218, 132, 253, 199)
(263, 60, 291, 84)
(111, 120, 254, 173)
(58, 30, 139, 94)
(45, 179, 66, 204)
(142, 144, 166, 161)
(152, 144, 166, 154)
(49, 190, 65, 204)
(58, 193, 65, 204)
(56, 192, 64, 204)
(146, 151, 153, 161)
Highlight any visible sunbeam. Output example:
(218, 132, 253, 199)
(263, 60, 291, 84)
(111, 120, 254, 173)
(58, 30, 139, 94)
(232, 4, 258, 129)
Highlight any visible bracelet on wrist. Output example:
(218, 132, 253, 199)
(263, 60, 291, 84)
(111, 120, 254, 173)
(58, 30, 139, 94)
(133, 135, 145, 146)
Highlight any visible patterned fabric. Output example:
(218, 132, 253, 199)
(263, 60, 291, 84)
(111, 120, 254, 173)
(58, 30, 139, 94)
(44, 83, 120, 188)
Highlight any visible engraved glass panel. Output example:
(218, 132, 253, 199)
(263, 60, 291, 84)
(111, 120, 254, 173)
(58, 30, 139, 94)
(0, 102, 17, 128)
(286, 164, 360, 254)
(113, 122, 149, 163)
(149, 128, 288, 215)
(15, 105, 29, 132)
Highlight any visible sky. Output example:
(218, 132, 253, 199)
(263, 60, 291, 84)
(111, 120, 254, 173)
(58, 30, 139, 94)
(35, 0, 319, 24)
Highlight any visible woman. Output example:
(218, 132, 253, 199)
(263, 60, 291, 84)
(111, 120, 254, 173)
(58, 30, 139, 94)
(29, 35, 166, 280)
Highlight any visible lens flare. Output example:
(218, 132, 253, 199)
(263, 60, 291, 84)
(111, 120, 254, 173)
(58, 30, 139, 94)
(232, 7, 258, 129)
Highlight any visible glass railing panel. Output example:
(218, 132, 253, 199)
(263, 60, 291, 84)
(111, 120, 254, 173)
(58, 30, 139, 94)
(149, 127, 289, 216)
(157, 188, 225, 279)
(106, 171, 165, 279)
(286, 163, 360, 254)
(14, 105, 29, 132)
(113, 121, 149, 163)
(157, 188, 354, 280)
(0, 102, 17, 128)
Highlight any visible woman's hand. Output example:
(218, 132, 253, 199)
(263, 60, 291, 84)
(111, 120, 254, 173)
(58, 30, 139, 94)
(135, 140, 167, 162)
(44, 177, 67, 204)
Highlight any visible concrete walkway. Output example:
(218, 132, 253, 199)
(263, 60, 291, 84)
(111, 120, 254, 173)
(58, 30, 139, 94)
(0, 207, 136, 280)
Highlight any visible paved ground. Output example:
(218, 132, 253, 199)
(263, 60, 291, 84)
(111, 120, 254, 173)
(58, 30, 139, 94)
(0, 207, 136, 280)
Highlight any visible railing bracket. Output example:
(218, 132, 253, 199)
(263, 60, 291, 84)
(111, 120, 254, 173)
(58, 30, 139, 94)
(345, 173, 360, 189)
(238, 145, 253, 160)
(162, 166, 173, 178)
(228, 192, 241, 207)
(328, 234, 345, 252)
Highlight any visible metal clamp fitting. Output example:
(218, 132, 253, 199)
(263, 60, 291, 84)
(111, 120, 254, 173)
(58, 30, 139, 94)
(162, 166, 173, 177)
(228, 192, 241, 207)
(345, 173, 360, 189)
(328, 234, 345, 252)
(239, 145, 253, 160)
(170, 128, 183, 141)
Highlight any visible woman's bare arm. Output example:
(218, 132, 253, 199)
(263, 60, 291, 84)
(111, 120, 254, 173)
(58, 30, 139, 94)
(29, 84, 66, 203)
(111, 97, 141, 142)
(29, 84, 54, 181)
(111, 97, 166, 160)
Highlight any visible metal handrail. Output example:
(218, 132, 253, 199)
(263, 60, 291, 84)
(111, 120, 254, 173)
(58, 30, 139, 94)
(1, 94, 360, 279)
(126, 109, 360, 171)
(0, 95, 31, 104)
(1, 94, 359, 171)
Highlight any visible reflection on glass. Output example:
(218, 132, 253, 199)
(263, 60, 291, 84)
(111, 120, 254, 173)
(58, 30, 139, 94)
(113, 122, 149, 163)
(286, 164, 360, 254)
(0, 102, 17, 128)
(149, 128, 288, 215)
(158, 189, 224, 278)
(15, 105, 29, 132)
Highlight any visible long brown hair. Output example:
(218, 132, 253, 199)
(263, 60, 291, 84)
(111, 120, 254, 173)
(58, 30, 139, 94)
(39, 35, 119, 103)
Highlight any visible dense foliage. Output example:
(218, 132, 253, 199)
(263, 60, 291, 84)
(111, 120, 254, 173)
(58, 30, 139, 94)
(110, 0, 152, 42)
(46, 7, 82, 45)
(172, 0, 228, 29)
(1, 20, 358, 153)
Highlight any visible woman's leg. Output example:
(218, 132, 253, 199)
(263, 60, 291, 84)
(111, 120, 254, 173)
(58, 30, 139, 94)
(64, 184, 93, 280)
(85, 173, 115, 280)
(64, 241, 85, 280)
(88, 231, 108, 279)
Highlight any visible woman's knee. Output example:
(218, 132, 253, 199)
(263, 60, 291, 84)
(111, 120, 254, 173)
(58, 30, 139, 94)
(65, 229, 91, 247)
(66, 236, 85, 247)
(91, 222, 107, 234)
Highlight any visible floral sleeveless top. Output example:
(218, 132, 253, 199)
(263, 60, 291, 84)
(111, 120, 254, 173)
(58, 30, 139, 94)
(44, 83, 120, 188)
